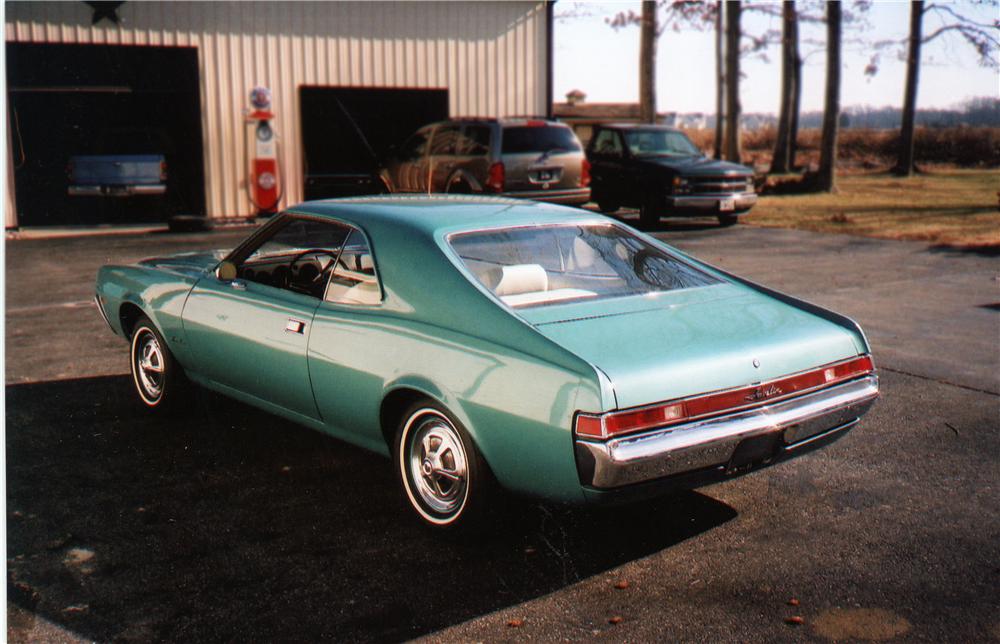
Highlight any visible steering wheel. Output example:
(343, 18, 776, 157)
(288, 248, 340, 291)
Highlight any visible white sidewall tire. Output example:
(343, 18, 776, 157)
(398, 407, 472, 527)
(130, 324, 165, 408)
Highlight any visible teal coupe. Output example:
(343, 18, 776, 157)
(95, 196, 879, 528)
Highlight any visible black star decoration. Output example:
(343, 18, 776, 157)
(85, 1, 125, 25)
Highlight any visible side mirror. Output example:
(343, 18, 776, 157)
(217, 260, 237, 281)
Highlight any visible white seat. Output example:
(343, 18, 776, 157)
(489, 264, 548, 296)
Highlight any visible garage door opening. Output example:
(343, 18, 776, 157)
(7, 43, 206, 227)
(299, 87, 448, 200)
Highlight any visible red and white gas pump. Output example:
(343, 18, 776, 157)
(245, 86, 282, 216)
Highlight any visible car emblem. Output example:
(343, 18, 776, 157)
(752, 358, 760, 369)
(745, 384, 782, 403)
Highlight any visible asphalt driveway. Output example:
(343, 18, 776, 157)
(6, 220, 999, 642)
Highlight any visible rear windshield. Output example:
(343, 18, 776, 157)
(450, 223, 719, 308)
(501, 126, 582, 154)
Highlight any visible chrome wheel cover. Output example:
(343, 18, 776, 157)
(404, 411, 469, 518)
(132, 328, 165, 403)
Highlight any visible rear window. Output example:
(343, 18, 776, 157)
(450, 223, 719, 308)
(501, 126, 582, 154)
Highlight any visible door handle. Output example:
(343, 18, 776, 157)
(285, 318, 306, 334)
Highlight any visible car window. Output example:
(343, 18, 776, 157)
(430, 125, 461, 156)
(325, 228, 382, 306)
(238, 216, 351, 298)
(591, 129, 624, 157)
(623, 129, 701, 157)
(399, 129, 430, 161)
(501, 125, 582, 154)
(450, 223, 718, 308)
(459, 125, 491, 155)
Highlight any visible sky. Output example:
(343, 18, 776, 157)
(553, 1, 1000, 114)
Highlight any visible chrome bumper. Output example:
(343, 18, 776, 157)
(667, 192, 758, 211)
(69, 184, 167, 196)
(504, 187, 591, 205)
(576, 376, 878, 489)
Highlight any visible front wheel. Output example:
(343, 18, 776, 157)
(394, 402, 493, 529)
(639, 197, 661, 229)
(130, 315, 188, 411)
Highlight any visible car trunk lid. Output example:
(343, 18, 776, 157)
(521, 284, 862, 410)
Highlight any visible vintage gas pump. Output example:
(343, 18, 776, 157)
(245, 86, 281, 216)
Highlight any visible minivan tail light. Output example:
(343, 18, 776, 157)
(574, 355, 875, 440)
(486, 162, 505, 192)
(580, 158, 591, 188)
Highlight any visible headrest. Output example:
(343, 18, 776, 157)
(571, 236, 598, 269)
(489, 264, 548, 296)
(359, 254, 374, 272)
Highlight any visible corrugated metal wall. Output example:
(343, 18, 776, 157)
(5, 1, 548, 224)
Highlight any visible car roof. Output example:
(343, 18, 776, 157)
(598, 123, 683, 132)
(287, 195, 608, 238)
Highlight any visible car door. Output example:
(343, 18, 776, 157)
(306, 227, 390, 445)
(589, 128, 629, 202)
(181, 215, 350, 420)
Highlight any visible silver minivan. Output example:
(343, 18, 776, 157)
(382, 118, 591, 205)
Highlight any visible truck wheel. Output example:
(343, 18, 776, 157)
(639, 198, 661, 229)
(597, 199, 620, 214)
(394, 401, 494, 529)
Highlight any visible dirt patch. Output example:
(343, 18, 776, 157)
(812, 607, 912, 641)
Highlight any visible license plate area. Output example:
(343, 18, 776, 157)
(529, 167, 562, 184)
(725, 432, 782, 475)
(719, 198, 736, 212)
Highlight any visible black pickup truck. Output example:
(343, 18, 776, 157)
(586, 124, 757, 227)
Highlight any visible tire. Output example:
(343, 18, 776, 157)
(639, 197, 661, 229)
(129, 315, 187, 412)
(718, 213, 739, 227)
(596, 199, 620, 214)
(394, 401, 493, 529)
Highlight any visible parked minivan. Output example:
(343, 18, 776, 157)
(381, 118, 591, 205)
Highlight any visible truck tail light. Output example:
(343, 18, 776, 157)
(575, 355, 875, 440)
(160, 161, 168, 182)
(486, 162, 505, 192)
(580, 158, 591, 188)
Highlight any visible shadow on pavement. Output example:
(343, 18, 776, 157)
(7, 376, 736, 642)
(927, 242, 1000, 257)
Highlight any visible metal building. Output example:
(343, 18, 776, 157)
(4, 1, 553, 228)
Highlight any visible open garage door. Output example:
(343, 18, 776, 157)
(7, 43, 205, 227)
(300, 87, 448, 200)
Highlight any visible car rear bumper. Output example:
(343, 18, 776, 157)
(574, 375, 879, 490)
(503, 187, 591, 205)
(667, 192, 757, 212)
(69, 184, 167, 197)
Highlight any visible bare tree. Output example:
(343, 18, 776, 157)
(817, 0, 842, 192)
(884, 1, 1000, 176)
(714, 1, 725, 159)
(770, 1, 798, 173)
(725, 0, 742, 163)
(639, 1, 658, 123)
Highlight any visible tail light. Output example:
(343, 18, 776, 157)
(160, 161, 168, 182)
(575, 355, 875, 440)
(486, 162, 505, 193)
(580, 158, 591, 188)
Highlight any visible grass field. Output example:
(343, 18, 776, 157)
(746, 169, 1000, 248)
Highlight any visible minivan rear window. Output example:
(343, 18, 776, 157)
(501, 126, 582, 154)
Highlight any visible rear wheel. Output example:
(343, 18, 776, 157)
(394, 401, 493, 529)
(129, 314, 187, 412)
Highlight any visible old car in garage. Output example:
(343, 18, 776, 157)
(95, 196, 878, 528)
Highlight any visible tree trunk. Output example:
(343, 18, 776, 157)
(714, 0, 725, 159)
(639, 1, 657, 124)
(817, 0, 841, 192)
(724, 0, 741, 163)
(770, 1, 796, 174)
(894, 0, 924, 176)
(789, 14, 802, 169)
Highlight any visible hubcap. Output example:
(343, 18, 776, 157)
(135, 330, 165, 400)
(408, 416, 468, 515)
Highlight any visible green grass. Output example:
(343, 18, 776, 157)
(747, 169, 1000, 247)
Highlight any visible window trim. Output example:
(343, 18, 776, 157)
(321, 225, 385, 307)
